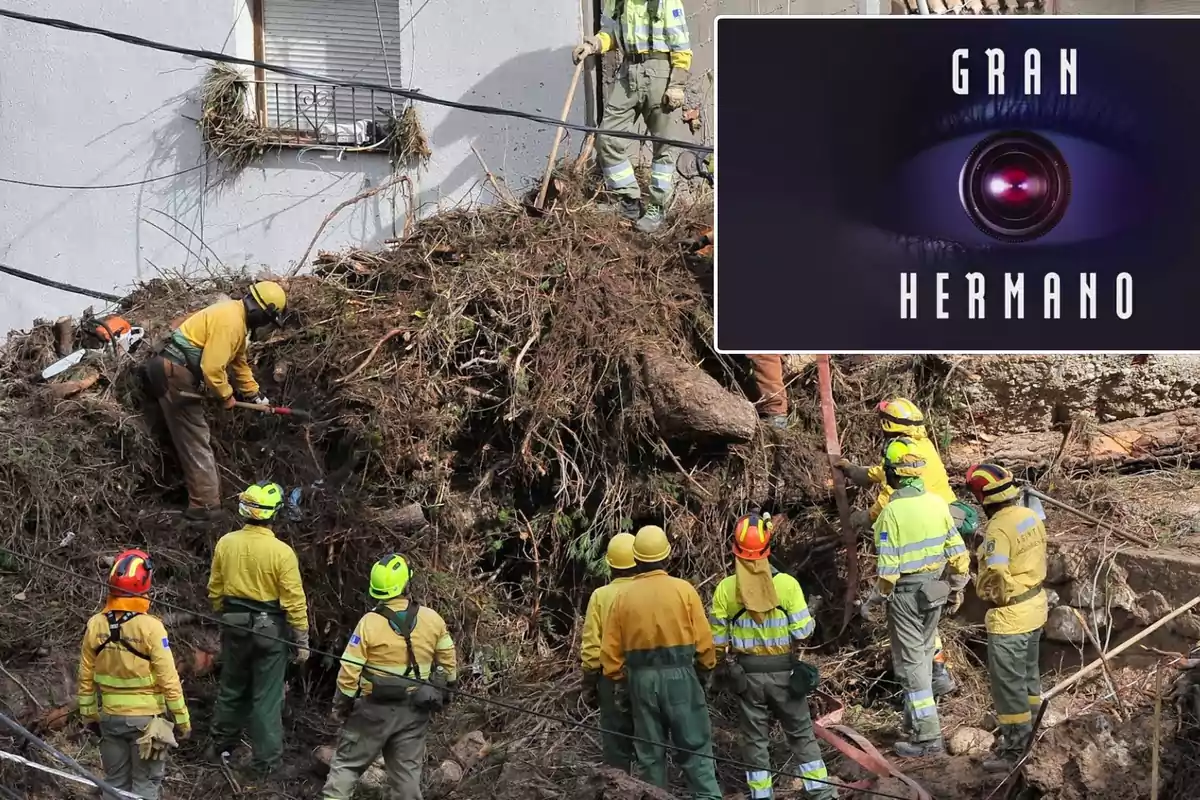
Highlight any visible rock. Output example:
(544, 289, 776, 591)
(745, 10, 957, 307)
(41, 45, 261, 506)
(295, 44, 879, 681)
(1046, 551, 1072, 584)
(449, 730, 489, 771)
(1133, 590, 1173, 625)
(1118, 547, 1200, 608)
(640, 351, 757, 443)
(1169, 613, 1200, 641)
(314, 745, 386, 788)
(1045, 588, 1061, 607)
(427, 759, 464, 798)
(1044, 605, 1108, 645)
(1025, 712, 1152, 799)
(947, 726, 995, 755)
(575, 766, 675, 800)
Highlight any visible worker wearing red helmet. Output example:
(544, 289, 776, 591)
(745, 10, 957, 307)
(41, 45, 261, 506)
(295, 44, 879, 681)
(966, 463, 1048, 773)
(77, 549, 190, 800)
(709, 512, 836, 800)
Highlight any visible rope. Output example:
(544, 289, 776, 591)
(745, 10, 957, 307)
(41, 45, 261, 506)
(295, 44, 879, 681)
(0, 709, 126, 800)
(0, 7, 710, 153)
(0, 749, 139, 800)
(0, 263, 123, 303)
(0, 544, 913, 800)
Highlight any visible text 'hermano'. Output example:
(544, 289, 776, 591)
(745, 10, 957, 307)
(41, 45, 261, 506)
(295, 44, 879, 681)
(899, 272, 1133, 320)
(952, 48, 1077, 96)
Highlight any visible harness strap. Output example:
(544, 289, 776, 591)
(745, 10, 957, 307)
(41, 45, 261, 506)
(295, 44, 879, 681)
(95, 611, 152, 662)
(372, 601, 424, 680)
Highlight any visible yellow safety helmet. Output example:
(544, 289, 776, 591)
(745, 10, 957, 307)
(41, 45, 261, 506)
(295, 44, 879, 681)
(605, 533, 637, 571)
(877, 397, 925, 434)
(882, 437, 926, 478)
(633, 525, 671, 564)
(238, 482, 284, 521)
(249, 280, 287, 320)
(369, 553, 412, 599)
(966, 463, 1021, 506)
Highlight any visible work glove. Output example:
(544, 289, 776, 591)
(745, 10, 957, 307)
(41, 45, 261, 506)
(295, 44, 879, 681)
(291, 628, 310, 665)
(250, 393, 270, 406)
(859, 586, 887, 620)
(947, 572, 971, 594)
(572, 35, 603, 65)
(580, 669, 600, 707)
(135, 718, 178, 762)
(663, 68, 689, 111)
(220, 394, 237, 410)
(175, 722, 191, 740)
(697, 666, 715, 696)
(946, 590, 964, 615)
(330, 693, 355, 726)
(835, 458, 873, 488)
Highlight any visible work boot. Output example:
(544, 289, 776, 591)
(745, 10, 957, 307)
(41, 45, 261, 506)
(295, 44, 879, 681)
(893, 738, 945, 758)
(183, 506, 215, 522)
(597, 197, 641, 221)
(635, 204, 666, 233)
(932, 664, 958, 698)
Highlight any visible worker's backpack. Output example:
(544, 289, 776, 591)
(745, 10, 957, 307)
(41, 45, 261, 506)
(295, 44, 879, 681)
(94, 611, 151, 662)
(370, 602, 446, 711)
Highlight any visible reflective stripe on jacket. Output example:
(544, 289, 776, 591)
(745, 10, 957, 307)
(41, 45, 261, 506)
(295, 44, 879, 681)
(976, 505, 1049, 635)
(709, 571, 814, 658)
(873, 483, 970, 594)
(336, 598, 458, 698)
(581, 576, 634, 672)
(208, 524, 309, 631)
(598, 0, 693, 71)
(600, 570, 715, 679)
(77, 604, 189, 724)
(866, 430, 956, 522)
(175, 299, 259, 401)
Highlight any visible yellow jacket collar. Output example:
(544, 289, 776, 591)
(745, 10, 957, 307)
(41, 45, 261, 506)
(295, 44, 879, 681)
(610, 576, 634, 586)
(635, 569, 667, 580)
(380, 596, 411, 611)
(240, 524, 276, 537)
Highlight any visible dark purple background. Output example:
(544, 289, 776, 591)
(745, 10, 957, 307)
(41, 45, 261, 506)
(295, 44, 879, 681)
(714, 17, 1200, 352)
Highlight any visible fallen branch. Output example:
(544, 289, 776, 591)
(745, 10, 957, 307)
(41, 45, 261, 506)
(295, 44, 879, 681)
(470, 144, 517, 207)
(291, 174, 411, 277)
(1071, 608, 1127, 721)
(1045, 593, 1200, 701)
(1023, 486, 1154, 549)
(658, 437, 712, 500)
(337, 328, 407, 384)
(0, 660, 43, 709)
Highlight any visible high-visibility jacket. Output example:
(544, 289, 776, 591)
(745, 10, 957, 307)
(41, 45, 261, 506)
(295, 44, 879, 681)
(709, 570, 814, 658)
(866, 429, 956, 523)
(872, 483, 970, 595)
(600, 570, 715, 679)
(208, 524, 308, 632)
(174, 299, 259, 401)
(77, 598, 189, 724)
(336, 597, 458, 698)
(976, 505, 1049, 635)
(581, 576, 634, 673)
(598, 0, 693, 71)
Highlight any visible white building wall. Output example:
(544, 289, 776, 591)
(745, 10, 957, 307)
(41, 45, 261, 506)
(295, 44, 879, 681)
(0, 0, 584, 327)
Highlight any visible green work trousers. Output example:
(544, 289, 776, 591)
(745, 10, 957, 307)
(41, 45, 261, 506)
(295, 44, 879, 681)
(735, 672, 835, 800)
(988, 629, 1043, 757)
(886, 575, 944, 742)
(321, 699, 431, 799)
(596, 55, 684, 209)
(210, 613, 289, 773)
(598, 675, 636, 771)
(626, 665, 721, 799)
(99, 714, 166, 800)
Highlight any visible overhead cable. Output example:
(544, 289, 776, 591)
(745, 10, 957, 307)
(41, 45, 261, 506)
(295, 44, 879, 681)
(0, 162, 209, 191)
(0, 7, 712, 154)
(0, 544, 913, 800)
(0, 749, 138, 800)
(0, 263, 124, 303)
(0, 709, 127, 800)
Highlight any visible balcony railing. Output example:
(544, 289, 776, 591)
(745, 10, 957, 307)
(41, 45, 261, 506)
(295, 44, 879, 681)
(246, 80, 396, 148)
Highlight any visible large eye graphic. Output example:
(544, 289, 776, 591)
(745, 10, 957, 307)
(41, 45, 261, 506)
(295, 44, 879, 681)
(959, 131, 1069, 243)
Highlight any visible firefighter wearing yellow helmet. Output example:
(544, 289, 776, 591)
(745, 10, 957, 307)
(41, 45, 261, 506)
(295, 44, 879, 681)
(838, 397, 978, 535)
(142, 280, 288, 521)
(207, 482, 308, 777)
(860, 438, 971, 758)
(322, 553, 459, 799)
(966, 463, 1048, 773)
(580, 533, 638, 771)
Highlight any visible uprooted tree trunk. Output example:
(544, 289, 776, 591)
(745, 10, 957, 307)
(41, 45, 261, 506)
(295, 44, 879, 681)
(640, 351, 757, 443)
(950, 408, 1200, 471)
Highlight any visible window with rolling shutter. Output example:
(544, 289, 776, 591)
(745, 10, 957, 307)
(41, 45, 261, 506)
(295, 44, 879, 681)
(256, 0, 404, 145)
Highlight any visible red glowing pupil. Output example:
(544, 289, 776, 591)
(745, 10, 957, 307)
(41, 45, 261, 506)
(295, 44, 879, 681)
(989, 167, 1032, 204)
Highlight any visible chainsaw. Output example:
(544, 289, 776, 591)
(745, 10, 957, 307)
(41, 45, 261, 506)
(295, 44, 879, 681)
(41, 316, 145, 381)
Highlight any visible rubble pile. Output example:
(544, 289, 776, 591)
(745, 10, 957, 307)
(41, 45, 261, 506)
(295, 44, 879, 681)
(2, 197, 1200, 799)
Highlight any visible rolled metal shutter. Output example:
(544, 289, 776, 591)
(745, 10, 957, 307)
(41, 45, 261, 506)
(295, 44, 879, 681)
(261, 0, 403, 134)
(1134, 0, 1200, 12)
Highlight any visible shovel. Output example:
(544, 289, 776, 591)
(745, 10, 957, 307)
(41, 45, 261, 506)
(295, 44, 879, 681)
(178, 391, 312, 421)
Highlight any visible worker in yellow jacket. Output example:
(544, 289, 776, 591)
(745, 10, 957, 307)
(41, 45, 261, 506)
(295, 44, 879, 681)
(601, 526, 721, 799)
(710, 512, 835, 800)
(859, 438, 971, 758)
(322, 554, 458, 799)
(966, 464, 1048, 772)
(142, 281, 287, 520)
(580, 533, 637, 771)
(207, 482, 308, 777)
(78, 549, 190, 800)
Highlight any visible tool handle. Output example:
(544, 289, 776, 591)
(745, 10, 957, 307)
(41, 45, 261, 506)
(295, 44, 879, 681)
(178, 391, 310, 420)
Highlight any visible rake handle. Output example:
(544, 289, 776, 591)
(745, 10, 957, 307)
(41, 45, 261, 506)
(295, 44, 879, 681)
(179, 391, 310, 421)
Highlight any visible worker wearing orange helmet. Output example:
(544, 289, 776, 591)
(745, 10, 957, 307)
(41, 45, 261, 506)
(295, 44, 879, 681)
(601, 525, 721, 799)
(142, 281, 288, 521)
(77, 549, 190, 800)
(580, 533, 638, 771)
(966, 463, 1048, 773)
(709, 512, 835, 800)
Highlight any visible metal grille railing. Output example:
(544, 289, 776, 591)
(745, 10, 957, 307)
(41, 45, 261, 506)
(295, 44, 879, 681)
(247, 80, 396, 147)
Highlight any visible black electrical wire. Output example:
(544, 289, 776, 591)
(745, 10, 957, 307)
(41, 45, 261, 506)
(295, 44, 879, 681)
(0, 544, 914, 800)
(0, 161, 209, 191)
(0, 263, 123, 303)
(0, 7, 712, 154)
(0, 710, 125, 800)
